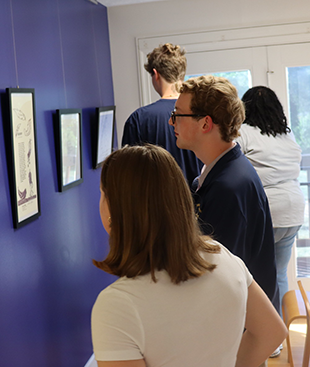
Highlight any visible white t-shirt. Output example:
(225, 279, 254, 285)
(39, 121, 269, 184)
(91, 242, 253, 367)
(236, 124, 305, 227)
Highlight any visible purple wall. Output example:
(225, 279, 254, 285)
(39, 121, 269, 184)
(0, 0, 117, 365)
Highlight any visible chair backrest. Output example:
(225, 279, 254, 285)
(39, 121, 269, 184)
(297, 280, 310, 367)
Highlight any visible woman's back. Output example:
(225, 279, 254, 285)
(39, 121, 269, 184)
(92, 144, 287, 367)
(237, 124, 301, 186)
(237, 124, 304, 227)
(92, 243, 252, 367)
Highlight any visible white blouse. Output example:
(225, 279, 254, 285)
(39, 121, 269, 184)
(236, 124, 305, 227)
(92, 243, 252, 367)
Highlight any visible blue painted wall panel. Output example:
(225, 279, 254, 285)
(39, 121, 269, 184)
(0, 1, 116, 366)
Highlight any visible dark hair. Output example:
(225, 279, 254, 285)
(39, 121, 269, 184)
(93, 144, 219, 284)
(180, 75, 245, 142)
(144, 43, 187, 83)
(242, 86, 291, 137)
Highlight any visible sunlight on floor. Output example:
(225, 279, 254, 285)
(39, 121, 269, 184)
(289, 323, 307, 336)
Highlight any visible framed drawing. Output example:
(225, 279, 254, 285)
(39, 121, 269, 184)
(56, 109, 83, 192)
(93, 106, 115, 169)
(6, 88, 41, 228)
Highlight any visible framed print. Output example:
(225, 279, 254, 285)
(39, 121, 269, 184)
(55, 109, 83, 192)
(93, 106, 115, 169)
(6, 88, 41, 228)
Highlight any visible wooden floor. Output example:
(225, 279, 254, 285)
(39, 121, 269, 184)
(268, 320, 307, 367)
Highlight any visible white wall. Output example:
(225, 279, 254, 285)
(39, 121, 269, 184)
(107, 0, 310, 147)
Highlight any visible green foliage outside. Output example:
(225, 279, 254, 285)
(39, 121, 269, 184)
(287, 66, 310, 154)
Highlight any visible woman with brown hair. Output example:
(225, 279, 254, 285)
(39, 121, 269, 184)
(91, 144, 287, 367)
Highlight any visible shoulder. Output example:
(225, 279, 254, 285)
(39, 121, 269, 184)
(142, 98, 176, 115)
(205, 241, 253, 287)
(239, 123, 259, 135)
(214, 146, 257, 184)
(236, 124, 254, 148)
(200, 147, 265, 200)
(93, 280, 129, 310)
(92, 277, 146, 321)
(126, 99, 174, 122)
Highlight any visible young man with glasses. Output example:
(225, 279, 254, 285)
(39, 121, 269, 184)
(121, 43, 202, 186)
(169, 77, 279, 366)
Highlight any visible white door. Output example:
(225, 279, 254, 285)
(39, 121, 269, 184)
(185, 46, 268, 94)
(268, 42, 310, 290)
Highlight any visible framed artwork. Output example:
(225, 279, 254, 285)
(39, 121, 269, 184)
(93, 106, 115, 169)
(56, 109, 83, 192)
(6, 88, 41, 228)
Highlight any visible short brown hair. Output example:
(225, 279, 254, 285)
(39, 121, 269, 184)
(93, 144, 219, 284)
(144, 43, 187, 83)
(180, 75, 245, 142)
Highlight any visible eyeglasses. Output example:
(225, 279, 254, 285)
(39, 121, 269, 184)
(170, 110, 205, 124)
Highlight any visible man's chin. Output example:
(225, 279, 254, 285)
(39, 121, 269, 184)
(176, 140, 193, 152)
(176, 139, 183, 149)
(176, 138, 185, 149)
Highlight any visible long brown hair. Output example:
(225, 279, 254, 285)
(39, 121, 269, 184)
(93, 144, 219, 284)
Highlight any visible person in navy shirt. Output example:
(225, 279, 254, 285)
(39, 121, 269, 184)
(169, 75, 279, 316)
(122, 43, 202, 186)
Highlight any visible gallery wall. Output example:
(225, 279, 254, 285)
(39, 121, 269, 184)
(2, 0, 310, 365)
(107, 0, 310, 147)
(0, 0, 116, 366)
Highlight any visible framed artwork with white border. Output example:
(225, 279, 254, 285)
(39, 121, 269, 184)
(56, 109, 83, 192)
(6, 88, 41, 228)
(93, 106, 115, 169)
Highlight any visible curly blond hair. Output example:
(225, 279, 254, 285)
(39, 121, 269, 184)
(144, 43, 187, 83)
(180, 75, 245, 142)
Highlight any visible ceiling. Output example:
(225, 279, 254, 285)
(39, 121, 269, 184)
(96, 0, 167, 7)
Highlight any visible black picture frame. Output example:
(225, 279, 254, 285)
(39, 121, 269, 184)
(93, 105, 115, 169)
(6, 88, 41, 228)
(55, 109, 83, 192)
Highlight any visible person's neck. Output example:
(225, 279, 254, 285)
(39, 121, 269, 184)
(197, 141, 235, 167)
(161, 94, 179, 99)
(160, 82, 179, 99)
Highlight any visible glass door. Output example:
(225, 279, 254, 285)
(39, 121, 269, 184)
(185, 46, 268, 91)
(287, 65, 310, 281)
(268, 43, 310, 290)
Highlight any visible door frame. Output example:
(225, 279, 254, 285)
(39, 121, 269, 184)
(136, 21, 310, 106)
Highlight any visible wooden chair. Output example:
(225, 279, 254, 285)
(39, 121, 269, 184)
(282, 281, 310, 367)
(297, 280, 310, 367)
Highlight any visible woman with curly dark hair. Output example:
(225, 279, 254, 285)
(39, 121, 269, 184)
(237, 86, 305, 331)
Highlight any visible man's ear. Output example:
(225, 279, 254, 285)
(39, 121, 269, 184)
(201, 115, 213, 134)
(153, 68, 160, 80)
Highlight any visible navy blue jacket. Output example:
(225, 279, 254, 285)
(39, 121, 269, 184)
(192, 144, 279, 310)
(122, 99, 202, 186)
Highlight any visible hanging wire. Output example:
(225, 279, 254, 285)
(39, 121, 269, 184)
(9, 0, 19, 88)
(56, 0, 68, 108)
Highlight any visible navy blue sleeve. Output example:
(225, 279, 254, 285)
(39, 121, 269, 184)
(121, 113, 141, 146)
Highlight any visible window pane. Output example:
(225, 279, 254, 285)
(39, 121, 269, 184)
(287, 65, 310, 278)
(185, 70, 252, 98)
